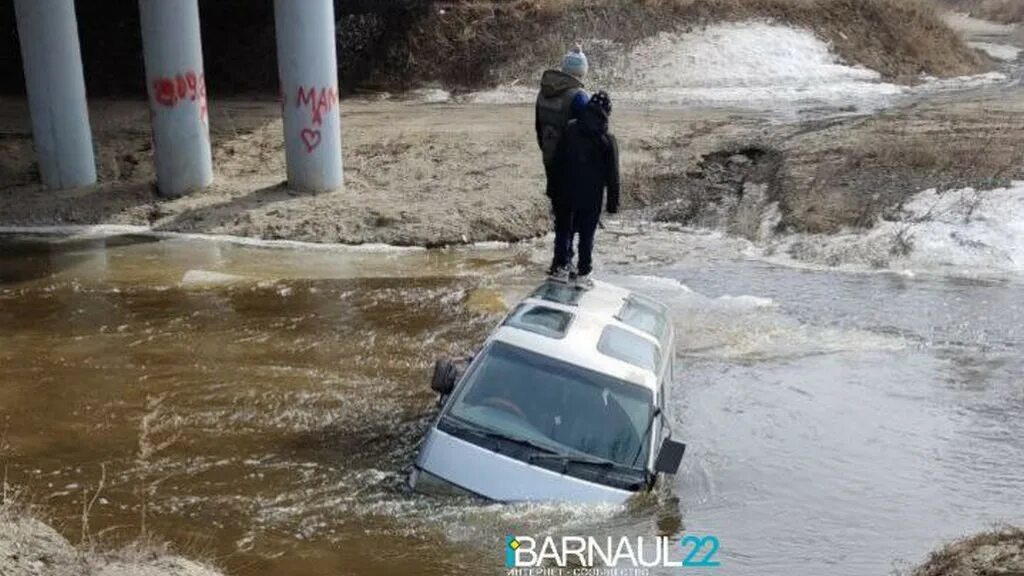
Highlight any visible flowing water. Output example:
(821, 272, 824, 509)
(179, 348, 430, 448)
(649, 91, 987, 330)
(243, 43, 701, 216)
(1, 228, 1022, 576)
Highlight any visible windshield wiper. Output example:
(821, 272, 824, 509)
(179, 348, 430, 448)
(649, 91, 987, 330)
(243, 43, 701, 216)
(528, 452, 617, 468)
(528, 453, 644, 480)
(629, 407, 662, 469)
(444, 418, 557, 455)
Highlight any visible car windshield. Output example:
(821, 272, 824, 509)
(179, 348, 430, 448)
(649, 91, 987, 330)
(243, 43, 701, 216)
(444, 341, 654, 469)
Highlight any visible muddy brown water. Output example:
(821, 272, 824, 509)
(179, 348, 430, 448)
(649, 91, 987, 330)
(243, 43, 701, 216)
(1, 231, 1022, 576)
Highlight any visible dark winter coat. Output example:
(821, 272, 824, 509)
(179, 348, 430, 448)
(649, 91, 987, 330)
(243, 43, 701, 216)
(535, 70, 588, 167)
(550, 104, 620, 216)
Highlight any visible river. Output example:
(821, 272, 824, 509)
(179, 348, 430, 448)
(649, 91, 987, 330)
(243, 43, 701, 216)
(1, 228, 1022, 575)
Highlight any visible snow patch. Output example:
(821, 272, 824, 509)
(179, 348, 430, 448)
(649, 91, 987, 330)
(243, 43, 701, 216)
(467, 22, 904, 110)
(615, 23, 900, 107)
(776, 183, 1024, 276)
(466, 21, 1007, 112)
(969, 41, 1021, 61)
(943, 12, 1017, 37)
(895, 184, 1024, 273)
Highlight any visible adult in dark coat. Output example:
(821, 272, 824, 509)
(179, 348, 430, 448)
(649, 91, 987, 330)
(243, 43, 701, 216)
(549, 92, 620, 288)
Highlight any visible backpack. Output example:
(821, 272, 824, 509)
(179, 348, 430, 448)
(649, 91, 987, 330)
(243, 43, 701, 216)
(536, 85, 582, 168)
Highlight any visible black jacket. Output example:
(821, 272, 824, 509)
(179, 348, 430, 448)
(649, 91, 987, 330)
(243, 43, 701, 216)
(550, 104, 620, 215)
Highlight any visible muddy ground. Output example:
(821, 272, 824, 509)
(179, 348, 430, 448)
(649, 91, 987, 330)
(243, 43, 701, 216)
(2, 86, 1023, 246)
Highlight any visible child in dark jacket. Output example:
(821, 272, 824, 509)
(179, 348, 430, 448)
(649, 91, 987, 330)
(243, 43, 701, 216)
(548, 91, 620, 289)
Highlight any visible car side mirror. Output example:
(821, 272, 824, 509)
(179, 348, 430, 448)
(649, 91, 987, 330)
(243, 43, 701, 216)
(654, 438, 686, 474)
(430, 357, 466, 396)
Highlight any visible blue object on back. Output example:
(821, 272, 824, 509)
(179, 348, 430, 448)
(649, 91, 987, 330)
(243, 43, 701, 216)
(571, 90, 590, 118)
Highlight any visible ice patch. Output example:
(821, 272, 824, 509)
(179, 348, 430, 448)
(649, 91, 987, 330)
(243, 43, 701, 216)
(0, 226, 427, 254)
(180, 270, 248, 287)
(0, 224, 151, 238)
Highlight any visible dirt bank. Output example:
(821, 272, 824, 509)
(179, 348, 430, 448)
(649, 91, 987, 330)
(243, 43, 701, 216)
(2, 86, 1023, 246)
(912, 527, 1024, 576)
(383, 0, 989, 92)
(638, 88, 1024, 239)
(774, 88, 1024, 234)
(0, 97, 762, 246)
(0, 503, 221, 576)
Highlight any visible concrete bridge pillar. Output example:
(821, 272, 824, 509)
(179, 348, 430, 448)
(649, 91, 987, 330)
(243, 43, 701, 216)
(139, 0, 214, 198)
(13, 0, 97, 190)
(274, 0, 344, 192)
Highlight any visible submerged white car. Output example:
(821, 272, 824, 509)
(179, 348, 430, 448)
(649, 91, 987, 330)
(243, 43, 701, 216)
(410, 280, 685, 504)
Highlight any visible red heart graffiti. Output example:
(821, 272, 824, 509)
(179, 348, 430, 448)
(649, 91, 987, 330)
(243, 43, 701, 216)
(300, 129, 322, 153)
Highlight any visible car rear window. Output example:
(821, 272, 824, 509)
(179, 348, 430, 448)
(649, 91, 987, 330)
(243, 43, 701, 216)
(598, 325, 661, 372)
(502, 304, 573, 339)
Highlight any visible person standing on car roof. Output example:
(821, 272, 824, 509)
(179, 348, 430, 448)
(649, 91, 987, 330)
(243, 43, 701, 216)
(536, 44, 590, 201)
(548, 91, 620, 289)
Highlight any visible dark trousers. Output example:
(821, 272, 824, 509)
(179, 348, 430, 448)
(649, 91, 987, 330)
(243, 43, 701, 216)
(551, 205, 600, 276)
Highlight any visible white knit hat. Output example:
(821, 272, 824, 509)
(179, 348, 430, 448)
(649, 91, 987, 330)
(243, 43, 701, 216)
(561, 43, 589, 79)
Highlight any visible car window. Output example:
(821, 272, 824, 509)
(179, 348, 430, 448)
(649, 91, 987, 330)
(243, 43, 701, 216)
(502, 304, 573, 339)
(598, 325, 661, 372)
(445, 342, 654, 468)
(618, 297, 668, 343)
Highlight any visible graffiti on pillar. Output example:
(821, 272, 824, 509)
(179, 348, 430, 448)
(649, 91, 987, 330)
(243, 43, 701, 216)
(295, 86, 338, 153)
(152, 71, 208, 124)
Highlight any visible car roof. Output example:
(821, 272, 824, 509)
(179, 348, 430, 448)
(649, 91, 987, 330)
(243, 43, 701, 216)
(489, 280, 672, 393)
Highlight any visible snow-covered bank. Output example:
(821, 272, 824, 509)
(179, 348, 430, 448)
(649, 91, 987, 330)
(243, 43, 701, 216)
(461, 22, 1006, 112)
(612, 23, 899, 108)
(775, 183, 1024, 276)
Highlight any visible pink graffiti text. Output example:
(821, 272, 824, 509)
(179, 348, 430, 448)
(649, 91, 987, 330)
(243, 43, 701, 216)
(294, 86, 338, 153)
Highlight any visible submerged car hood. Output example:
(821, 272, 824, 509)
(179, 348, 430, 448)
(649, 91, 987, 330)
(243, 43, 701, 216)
(414, 428, 634, 504)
